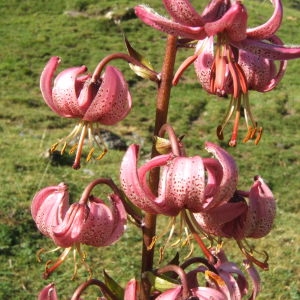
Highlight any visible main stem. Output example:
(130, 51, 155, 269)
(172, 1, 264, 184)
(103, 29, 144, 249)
(140, 34, 177, 298)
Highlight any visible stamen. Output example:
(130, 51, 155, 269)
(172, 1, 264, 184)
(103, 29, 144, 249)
(69, 143, 78, 154)
(43, 247, 72, 279)
(205, 270, 227, 288)
(96, 148, 108, 160)
(236, 240, 269, 270)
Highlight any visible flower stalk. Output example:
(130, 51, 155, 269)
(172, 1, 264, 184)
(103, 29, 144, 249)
(140, 34, 177, 299)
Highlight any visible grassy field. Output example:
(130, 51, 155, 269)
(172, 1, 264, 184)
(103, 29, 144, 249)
(0, 0, 300, 299)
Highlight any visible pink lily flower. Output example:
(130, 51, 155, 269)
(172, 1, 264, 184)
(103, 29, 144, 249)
(136, 0, 300, 146)
(193, 176, 276, 240)
(193, 176, 275, 269)
(31, 178, 127, 278)
(40, 56, 132, 169)
(120, 141, 238, 216)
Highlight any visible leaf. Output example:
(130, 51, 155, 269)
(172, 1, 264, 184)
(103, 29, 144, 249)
(103, 270, 124, 300)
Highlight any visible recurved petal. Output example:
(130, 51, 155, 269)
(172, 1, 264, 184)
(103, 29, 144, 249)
(38, 283, 58, 300)
(201, 0, 227, 23)
(120, 144, 170, 214)
(80, 194, 126, 247)
(204, 2, 248, 42)
(163, 0, 204, 26)
(204, 142, 238, 209)
(243, 176, 276, 238)
(51, 64, 88, 118)
(40, 56, 63, 116)
(135, 5, 207, 40)
(83, 66, 132, 124)
(31, 183, 69, 238)
(247, 0, 283, 39)
(52, 203, 89, 247)
(231, 38, 300, 60)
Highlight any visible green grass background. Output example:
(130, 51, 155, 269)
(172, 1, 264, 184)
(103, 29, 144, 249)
(0, 0, 299, 299)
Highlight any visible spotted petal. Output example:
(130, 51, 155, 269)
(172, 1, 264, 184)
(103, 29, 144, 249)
(31, 183, 69, 238)
(204, 142, 238, 209)
(135, 5, 207, 40)
(243, 176, 276, 238)
(83, 66, 132, 124)
(80, 194, 127, 247)
(246, 0, 283, 39)
(163, 0, 204, 26)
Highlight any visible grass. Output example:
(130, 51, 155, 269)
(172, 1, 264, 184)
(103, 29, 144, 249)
(0, 0, 300, 299)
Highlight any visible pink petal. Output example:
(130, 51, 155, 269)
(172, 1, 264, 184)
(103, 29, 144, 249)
(244, 260, 261, 300)
(31, 183, 69, 238)
(231, 38, 300, 60)
(163, 0, 204, 26)
(204, 142, 238, 209)
(201, 0, 227, 23)
(156, 286, 182, 299)
(80, 194, 126, 247)
(243, 176, 276, 238)
(83, 66, 132, 124)
(38, 283, 58, 300)
(158, 156, 206, 213)
(52, 65, 88, 117)
(204, 2, 248, 42)
(194, 201, 247, 238)
(124, 279, 139, 299)
(40, 56, 63, 116)
(194, 37, 214, 93)
(135, 5, 207, 40)
(191, 286, 227, 299)
(52, 203, 88, 247)
(120, 144, 171, 214)
(247, 0, 283, 39)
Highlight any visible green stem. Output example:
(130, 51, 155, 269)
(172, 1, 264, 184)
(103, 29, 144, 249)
(140, 34, 177, 299)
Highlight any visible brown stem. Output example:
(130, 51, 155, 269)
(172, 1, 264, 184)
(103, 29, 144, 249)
(140, 34, 177, 299)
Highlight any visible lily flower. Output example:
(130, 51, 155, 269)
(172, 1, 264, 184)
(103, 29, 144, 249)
(40, 56, 132, 169)
(193, 176, 275, 269)
(120, 141, 238, 216)
(31, 178, 127, 278)
(135, 0, 300, 145)
(193, 176, 275, 240)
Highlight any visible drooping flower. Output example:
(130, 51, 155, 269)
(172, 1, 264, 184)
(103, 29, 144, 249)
(135, 0, 300, 145)
(40, 56, 132, 169)
(120, 141, 238, 217)
(192, 175, 275, 269)
(31, 178, 127, 278)
(193, 176, 276, 240)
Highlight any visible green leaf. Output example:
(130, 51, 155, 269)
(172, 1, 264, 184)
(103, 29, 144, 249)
(103, 270, 124, 300)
